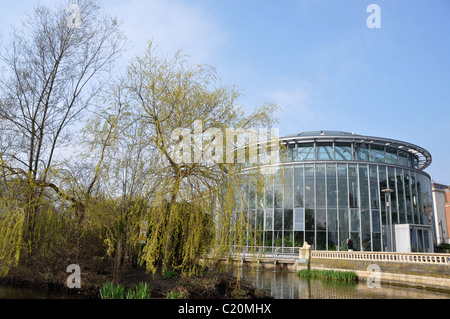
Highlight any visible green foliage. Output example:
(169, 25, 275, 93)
(166, 289, 185, 299)
(126, 282, 150, 299)
(100, 281, 150, 299)
(438, 242, 450, 250)
(100, 281, 125, 299)
(296, 269, 358, 284)
(162, 269, 178, 280)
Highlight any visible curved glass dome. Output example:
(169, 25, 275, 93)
(279, 130, 432, 170)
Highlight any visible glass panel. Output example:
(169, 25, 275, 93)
(274, 231, 283, 247)
(305, 208, 315, 230)
(361, 208, 370, 234)
(398, 150, 409, 166)
(265, 178, 273, 208)
(264, 231, 273, 248)
(424, 229, 430, 252)
(370, 144, 385, 163)
(305, 231, 315, 248)
(248, 210, 256, 230)
(284, 209, 293, 231)
(404, 170, 413, 223)
(286, 143, 296, 161)
(274, 185, 283, 208)
(351, 232, 360, 251)
(294, 165, 304, 208)
(351, 209, 360, 232)
(334, 142, 352, 161)
(294, 208, 304, 231)
(284, 167, 293, 208)
(316, 208, 326, 230)
(315, 164, 326, 207)
(327, 164, 337, 207)
(411, 172, 418, 224)
(337, 164, 348, 208)
(265, 209, 273, 231)
(386, 147, 398, 165)
(274, 209, 283, 230)
(256, 209, 264, 230)
(316, 142, 334, 160)
(388, 167, 398, 224)
(355, 143, 370, 161)
(372, 233, 381, 251)
(396, 168, 406, 223)
(348, 165, 358, 208)
(339, 208, 349, 233)
(283, 231, 293, 250)
(297, 143, 314, 161)
(327, 208, 338, 232)
(294, 231, 304, 247)
(417, 229, 423, 252)
(369, 165, 379, 209)
(304, 164, 314, 209)
(372, 210, 381, 233)
(362, 232, 371, 251)
(316, 231, 326, 250)
(328, 231, 338, 250)
(359, 165, 369, 208)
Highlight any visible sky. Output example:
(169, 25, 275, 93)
(0, 0, 449, 183)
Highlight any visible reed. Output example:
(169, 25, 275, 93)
(296, 269, 357, 283)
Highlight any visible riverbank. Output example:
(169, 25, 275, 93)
(0, 264, 271, 299)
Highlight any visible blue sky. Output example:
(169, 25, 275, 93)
(1, 0, 449, 183)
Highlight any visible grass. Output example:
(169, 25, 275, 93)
(296, 269, 358, 284)
(99, 281, 150, 299)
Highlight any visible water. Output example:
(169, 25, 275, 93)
(0, 284, 82, 299)
(1, 269, 449, 299)
(231, 267, 450, 299)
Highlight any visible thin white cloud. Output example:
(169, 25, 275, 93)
(266, 83, 316, 127)
(107, 0, 229, 66)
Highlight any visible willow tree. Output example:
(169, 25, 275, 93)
(0, 0, 126, 273)
(103, 42, 280, 275)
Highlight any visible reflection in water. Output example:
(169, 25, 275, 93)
(230, 266, 450, 299)
(0, 285, 82, 299)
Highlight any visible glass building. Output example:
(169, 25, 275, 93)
(237, 130, 435, 253)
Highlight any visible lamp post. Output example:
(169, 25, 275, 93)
(382, 188, 394, 251)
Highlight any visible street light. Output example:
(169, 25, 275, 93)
(382, 188, 394, 251)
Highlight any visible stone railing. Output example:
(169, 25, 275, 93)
(311, 250, 450, 265)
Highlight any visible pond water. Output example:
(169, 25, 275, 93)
(1, 267, 449, 299)
(230, 267, 450, 299)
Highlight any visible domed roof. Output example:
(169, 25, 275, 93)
(283, 130, 356, 138)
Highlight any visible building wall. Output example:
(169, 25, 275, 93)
(238, 162, 433, 252)
(432, 183, 450, 244)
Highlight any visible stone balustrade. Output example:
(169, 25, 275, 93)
(311, 250, 450, 265)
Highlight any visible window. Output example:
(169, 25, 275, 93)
(294, 208, 304, 231)
(355, 143, 370, 161)
(316, 142, 333, 160)
(386, 147, 398, 164)
(335, 142, 352, 160)
(370, 144, 385, 163)
(297, 143, 314, 160)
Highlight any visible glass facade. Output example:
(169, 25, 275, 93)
(236, 133, 434, 252)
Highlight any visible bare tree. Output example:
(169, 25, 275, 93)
(0, 0, 126, 247)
